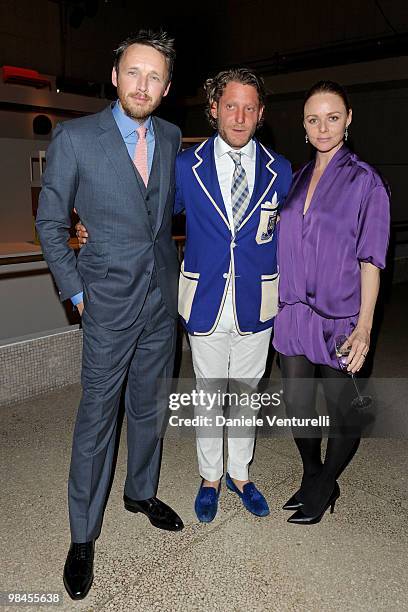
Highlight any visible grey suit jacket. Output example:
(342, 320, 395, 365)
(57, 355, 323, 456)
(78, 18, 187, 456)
(36, 105, 181, 330)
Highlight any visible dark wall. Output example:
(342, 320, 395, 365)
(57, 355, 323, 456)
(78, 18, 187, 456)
(220, 0, 407, 65)
(1, 1, 407, 92)
(0, 0, 222, 93)
(1, 1, 406, 223)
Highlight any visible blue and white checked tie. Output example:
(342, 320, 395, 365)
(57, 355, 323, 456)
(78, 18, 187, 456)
(228, 151, 250, 232)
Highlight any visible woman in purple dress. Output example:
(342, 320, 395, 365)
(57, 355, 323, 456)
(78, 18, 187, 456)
(273, 81, 390, 524)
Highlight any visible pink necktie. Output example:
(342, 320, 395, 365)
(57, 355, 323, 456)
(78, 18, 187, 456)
(133, 125, 148, 186)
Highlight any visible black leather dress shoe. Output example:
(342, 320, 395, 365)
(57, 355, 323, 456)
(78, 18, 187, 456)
(124, 495, 184, 531)
(63, 541, 94, 600)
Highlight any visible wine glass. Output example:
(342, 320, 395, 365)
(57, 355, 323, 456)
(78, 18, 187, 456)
(334, 334, 372, 410)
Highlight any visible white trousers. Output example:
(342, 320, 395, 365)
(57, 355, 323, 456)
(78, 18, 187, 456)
(189, 292, 272, 481)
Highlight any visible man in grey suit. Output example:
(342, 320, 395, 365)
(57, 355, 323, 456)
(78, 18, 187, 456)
(36, 30, 183, 601)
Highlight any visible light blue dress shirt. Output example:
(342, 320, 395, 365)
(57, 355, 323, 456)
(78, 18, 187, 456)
(111, 100, 155, 173)
(71, 101, 155, 306)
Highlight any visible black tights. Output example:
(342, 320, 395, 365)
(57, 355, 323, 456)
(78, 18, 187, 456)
(280, 354, 360, 514)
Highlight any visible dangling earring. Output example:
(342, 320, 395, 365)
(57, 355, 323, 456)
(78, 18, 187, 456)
(305, 133, 308, 143)
(344, 126, 349, 141)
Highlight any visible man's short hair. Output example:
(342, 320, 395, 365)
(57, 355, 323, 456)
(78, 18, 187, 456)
(204, 68, 266, 129)
(113, 29, 176, 84)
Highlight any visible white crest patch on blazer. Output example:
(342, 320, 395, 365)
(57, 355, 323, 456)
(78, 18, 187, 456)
(256, 191, 279, 244)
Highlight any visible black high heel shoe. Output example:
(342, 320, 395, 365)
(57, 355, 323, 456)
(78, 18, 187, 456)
(283, 469, 325, 511)
(287, 482, 340, 525)
(282, 492, 303, 511)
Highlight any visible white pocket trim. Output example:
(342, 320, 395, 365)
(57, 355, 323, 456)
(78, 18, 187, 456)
(260, 273, 279, 322)
(260, 191, 279, 210)
(178, 260, 200, 322)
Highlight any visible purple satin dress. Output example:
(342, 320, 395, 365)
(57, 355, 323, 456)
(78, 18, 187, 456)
(273, 145, 390, 369)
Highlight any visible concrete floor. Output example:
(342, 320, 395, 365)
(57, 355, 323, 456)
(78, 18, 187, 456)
(1, 285, 407, 611)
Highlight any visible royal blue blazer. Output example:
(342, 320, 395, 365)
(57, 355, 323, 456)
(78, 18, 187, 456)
(175, 134, 292, 335)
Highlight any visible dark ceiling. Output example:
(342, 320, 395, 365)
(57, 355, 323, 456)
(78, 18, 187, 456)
(1, 0, 407, 98)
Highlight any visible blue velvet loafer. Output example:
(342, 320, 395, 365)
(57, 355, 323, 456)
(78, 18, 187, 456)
(226, 473, 270, 517)
(194, 481, 221, 523)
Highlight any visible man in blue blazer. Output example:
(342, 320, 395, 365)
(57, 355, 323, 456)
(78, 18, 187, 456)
(175, 69, 292, 521)
(36, 31, 183, 600)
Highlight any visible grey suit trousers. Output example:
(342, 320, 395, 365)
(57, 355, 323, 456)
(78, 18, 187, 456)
(68, 277, 176, 542)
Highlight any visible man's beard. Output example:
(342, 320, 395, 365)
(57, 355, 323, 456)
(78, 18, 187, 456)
(118, 85, 163, 123)
(218, 125, 256, 149)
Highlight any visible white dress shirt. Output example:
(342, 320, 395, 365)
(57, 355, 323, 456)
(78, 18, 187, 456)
(214, 134, 256, 234)
(213, 135, 256, 295)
